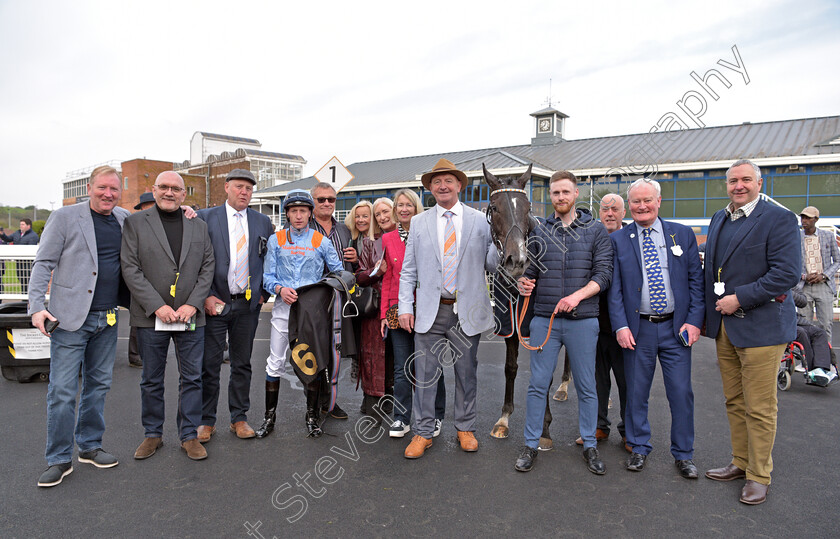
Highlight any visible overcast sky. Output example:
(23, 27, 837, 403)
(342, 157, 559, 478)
(1, 0, 838, 210)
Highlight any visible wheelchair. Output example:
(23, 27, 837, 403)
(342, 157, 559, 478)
(778, 340, 838, 391)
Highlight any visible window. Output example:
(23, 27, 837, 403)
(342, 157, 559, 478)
(675, 180, 705, 198)
(675, 200, 704, 218)
(186, 186, 195, 196)
(771, 175, 807, 196)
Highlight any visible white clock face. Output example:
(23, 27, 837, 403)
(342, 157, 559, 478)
(538, 118, 551, 133)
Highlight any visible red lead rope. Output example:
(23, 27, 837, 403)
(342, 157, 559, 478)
(516, 295, 557, 352)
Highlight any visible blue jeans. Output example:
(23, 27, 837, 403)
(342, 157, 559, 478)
(390, 327, 445, 425)
(45, 310, 118, 466)
(137, 327, 204, 442)
(525, 315, 599, 449)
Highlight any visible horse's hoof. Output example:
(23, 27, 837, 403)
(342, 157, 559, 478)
(490, 424, 509, 438)
(553, 388, 568, 402)
(538, 437, 553, 451)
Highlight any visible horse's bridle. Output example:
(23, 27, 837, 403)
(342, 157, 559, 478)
(486, 187, 532, 254)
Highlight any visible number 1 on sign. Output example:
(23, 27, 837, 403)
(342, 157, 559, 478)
(329, 166, 336, 182)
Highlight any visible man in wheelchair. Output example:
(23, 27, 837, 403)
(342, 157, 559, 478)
(793, 290, 837, 387)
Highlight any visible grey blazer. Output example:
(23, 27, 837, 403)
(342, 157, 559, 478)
(28, 202, 130, 332)
(399, 204, 499, 336)
(121, 208, 215, 328)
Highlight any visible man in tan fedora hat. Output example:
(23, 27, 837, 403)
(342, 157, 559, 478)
(399, 158, 498, 458)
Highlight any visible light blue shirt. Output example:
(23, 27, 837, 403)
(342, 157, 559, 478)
(262, 226, 343, 294)
(637, 218, 674, 315)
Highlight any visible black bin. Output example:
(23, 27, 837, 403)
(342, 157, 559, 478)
(0, 302, 50, 383)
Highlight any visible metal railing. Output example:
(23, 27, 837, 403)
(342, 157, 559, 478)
(0, 245, 38, 300)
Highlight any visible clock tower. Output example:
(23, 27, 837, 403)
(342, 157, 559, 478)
(530, 106, 568, 146)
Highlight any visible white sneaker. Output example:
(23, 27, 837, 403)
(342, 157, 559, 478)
(389, 420, 410, 438)
(433, 419, 442, 438)
(826, 370, 837, 384)
(809, 368, 830, 387)
(794, 363, 806, 373)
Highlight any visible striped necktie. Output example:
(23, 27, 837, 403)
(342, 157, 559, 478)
(642, 227, 666, 314)
(233, 212, 248, 292)
(442, 211, 457, 294)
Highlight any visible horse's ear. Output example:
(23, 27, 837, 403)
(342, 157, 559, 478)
(515, 164, 532, 189)
(483, 163, 502, 191)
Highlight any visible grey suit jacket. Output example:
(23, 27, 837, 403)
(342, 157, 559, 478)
(121, 207, 215, 328)
(399, 204, 499, 336)
(28, 202, 130, 332)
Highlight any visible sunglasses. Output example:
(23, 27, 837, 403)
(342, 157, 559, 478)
(316, 197, 337, 204)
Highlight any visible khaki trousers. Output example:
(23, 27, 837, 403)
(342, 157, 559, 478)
(715, 321, 786, 485)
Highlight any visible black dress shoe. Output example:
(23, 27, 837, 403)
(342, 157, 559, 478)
(514, 446, 538, 472)
(675, 459, 698, 479)
(583, 447, 606, 475)
(323, 403, 349, 420)
(626, 452, 646, 472)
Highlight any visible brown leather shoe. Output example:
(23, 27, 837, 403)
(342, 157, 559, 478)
(575, 429, 609, 445)
(197, 425, 216, 443)
(230, 421, 256, 439)
(181, 439, 208, 460)
(705, 463, 746, 482)
(457, 430, 479, 452)
(134, 437, 163, 460)
(404, 435, 433, 459)
(740, 480, 769, 505)
(623, 435, 632, 453)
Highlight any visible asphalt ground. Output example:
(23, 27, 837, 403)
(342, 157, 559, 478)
(1, 314, 838, 539)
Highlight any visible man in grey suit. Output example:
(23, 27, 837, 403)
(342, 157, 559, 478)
(29, 165, 129, 487)
(399, 158, 499, 458)
(121, 171, 215, 461)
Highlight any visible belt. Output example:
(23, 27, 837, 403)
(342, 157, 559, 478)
(639, 312, 673, 323)
(440, 297, 456, 305)
(230, 293, 248, 300)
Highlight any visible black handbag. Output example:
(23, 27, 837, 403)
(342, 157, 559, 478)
(350, 285, 379, 318)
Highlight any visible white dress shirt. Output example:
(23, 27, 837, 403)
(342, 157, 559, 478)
(226, 201, 250, 294)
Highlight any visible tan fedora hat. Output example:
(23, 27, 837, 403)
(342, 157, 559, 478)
(421, 158, 468, 191)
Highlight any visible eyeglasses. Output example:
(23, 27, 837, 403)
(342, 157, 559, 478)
(316, 197, 336, 204)
(154, 185, 185, 194)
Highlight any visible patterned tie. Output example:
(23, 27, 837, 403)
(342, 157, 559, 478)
(233, 212, 248, 292)
(642, 228, 666, 314)
(442, 211, 457, 294)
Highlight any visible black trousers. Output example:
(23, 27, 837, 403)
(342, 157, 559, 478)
(201, 298, 260, 425)
(797, 324, 832, 371)
(595, 331, 627, 436)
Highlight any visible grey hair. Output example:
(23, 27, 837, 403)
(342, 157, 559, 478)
(310, 182, 337, 196)
(726, 159, 762, 179)
(626, 177, 661, 198)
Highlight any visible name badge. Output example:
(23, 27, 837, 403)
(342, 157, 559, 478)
(670, 245, 683, 257)
(714, 282, 726, 296)
(106, 310, 116, 326)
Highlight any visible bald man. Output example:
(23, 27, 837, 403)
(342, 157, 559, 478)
(121, 171, 215, 461)
(575, 194, 630, 449)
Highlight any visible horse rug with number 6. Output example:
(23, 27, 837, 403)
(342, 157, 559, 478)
(287, 271, 358, 411)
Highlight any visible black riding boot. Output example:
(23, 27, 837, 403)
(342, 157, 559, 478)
(255, 381, 280, 439)
(305, 385, 322, 438)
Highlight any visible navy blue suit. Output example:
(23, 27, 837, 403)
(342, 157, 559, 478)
(703, 199, 800, 347)
(608, 218, 704, 459)
(197, 205, 274, 426)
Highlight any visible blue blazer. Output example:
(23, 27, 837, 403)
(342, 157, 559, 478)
(703, 199, 801, 348)
(198, 205, 274, 311)
(608, 219, 705, 340)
